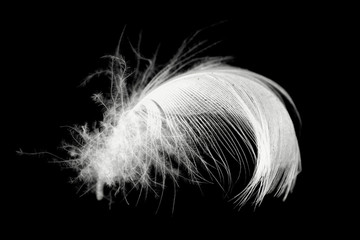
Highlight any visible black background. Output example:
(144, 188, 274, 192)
(5, 2, 350, 238)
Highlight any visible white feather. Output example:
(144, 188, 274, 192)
(68, 44, 301, 209)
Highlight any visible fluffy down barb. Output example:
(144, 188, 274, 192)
(68, 48, 301, 209)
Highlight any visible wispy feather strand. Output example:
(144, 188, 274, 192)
(67, 36, 301, 209)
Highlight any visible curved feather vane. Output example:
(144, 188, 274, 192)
(68, 43, 301, 209)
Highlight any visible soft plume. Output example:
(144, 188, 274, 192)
(67, 37, 301, 209)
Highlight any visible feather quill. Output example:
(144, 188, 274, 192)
(67, 39, 301, 209)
